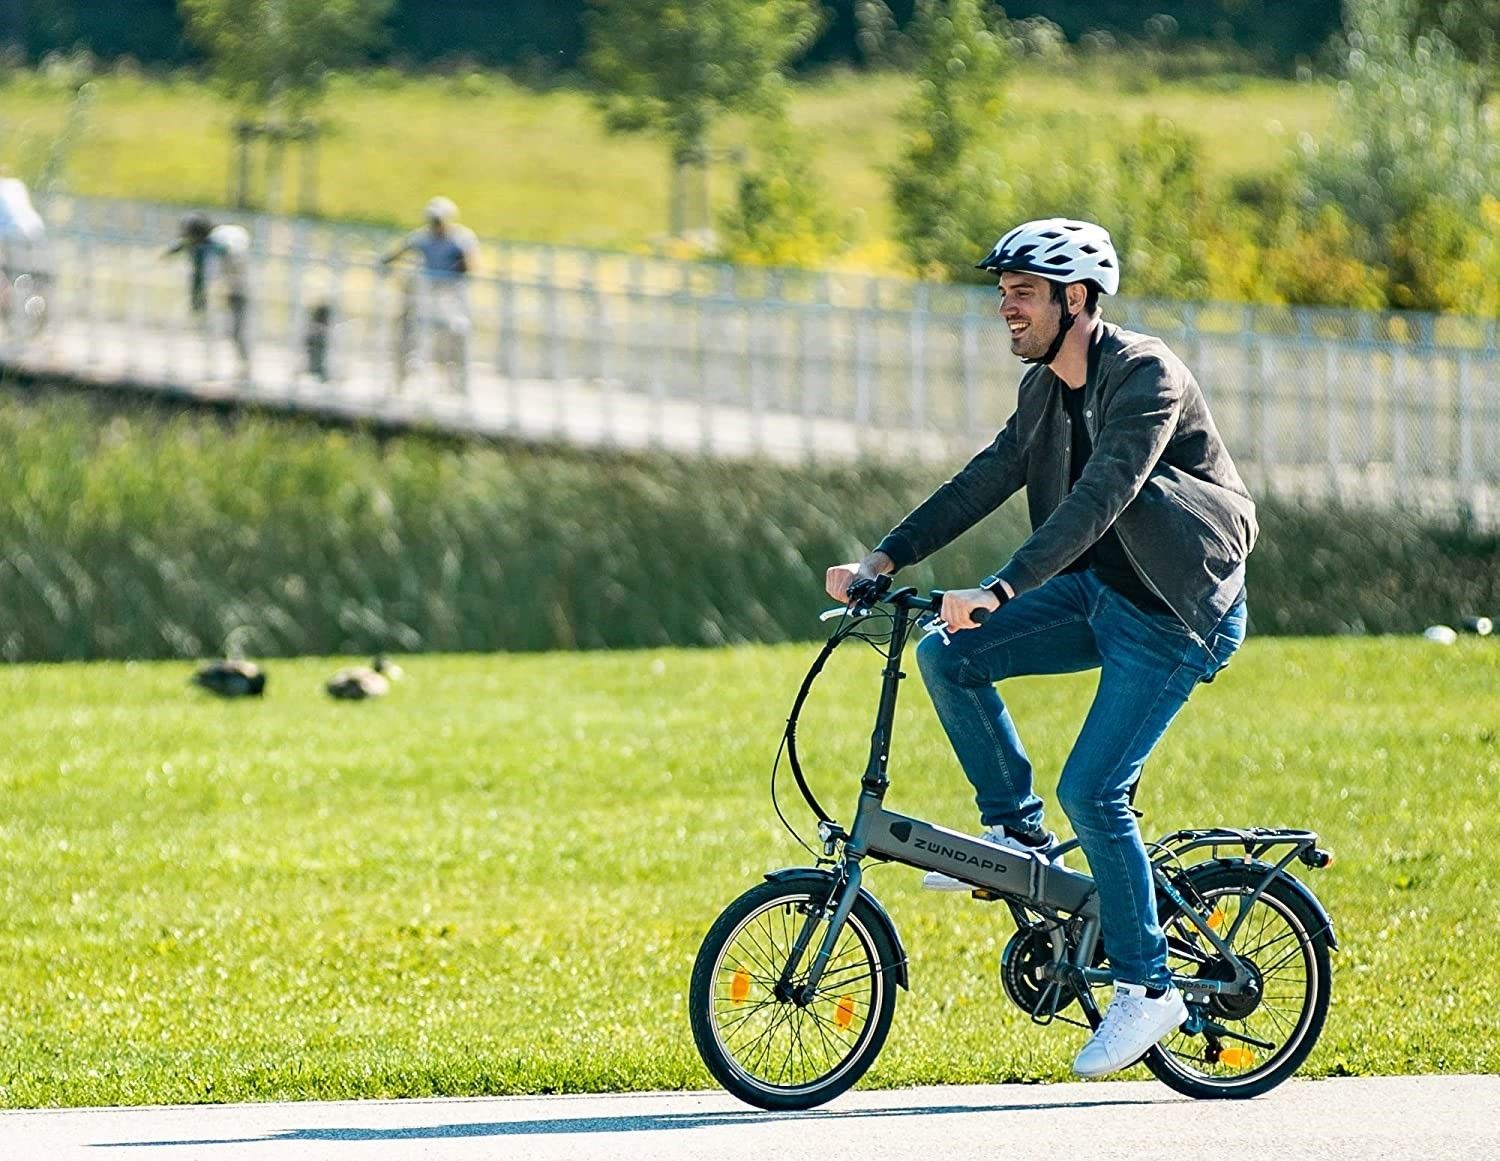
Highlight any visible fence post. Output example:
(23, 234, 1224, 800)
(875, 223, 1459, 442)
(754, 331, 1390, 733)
(746, 302, 765, 457)
(1457, 350, 1475, 515)
(1257, 340, 1275, 494)
(1324, 342, 1339, 500)
(910, 284, 928, 437)
(1392, 344, 1407, 486)
(962, 297, 981, 443)
(700, 296, 715, 457)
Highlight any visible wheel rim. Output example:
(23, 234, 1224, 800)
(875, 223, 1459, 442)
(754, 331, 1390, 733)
(1155, 884, 1319, 1088)
(707, 893, 884, 1096)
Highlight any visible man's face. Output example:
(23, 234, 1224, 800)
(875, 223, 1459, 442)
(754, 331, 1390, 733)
(997, 271, 1062, 361)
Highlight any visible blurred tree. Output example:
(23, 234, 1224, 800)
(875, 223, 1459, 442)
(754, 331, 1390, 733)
(888, 0, 1010, 278)
(583, 0, 823, 238)
(179, 0, 394, 212)
(1293, 0, 1500, 310)
(180, 0, 393, 115)
(715, 114, 846, 266)
(1415, 0, 1500, 80)
(1000, 116, 1217, 300)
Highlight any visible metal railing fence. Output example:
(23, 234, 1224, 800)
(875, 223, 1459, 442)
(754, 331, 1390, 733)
(1, 194, 1496, 526)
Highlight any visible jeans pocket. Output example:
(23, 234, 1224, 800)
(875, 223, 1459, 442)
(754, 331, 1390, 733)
(1200, 612, 1246, 682)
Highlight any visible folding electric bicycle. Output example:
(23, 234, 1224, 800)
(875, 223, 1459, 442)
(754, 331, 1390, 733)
(689, 577, 1336, 1110)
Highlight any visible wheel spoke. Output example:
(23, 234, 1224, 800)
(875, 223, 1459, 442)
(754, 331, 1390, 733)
(696, 887, 887, 1097)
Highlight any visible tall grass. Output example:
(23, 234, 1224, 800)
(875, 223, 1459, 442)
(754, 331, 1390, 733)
(0, 386, 1494, 662)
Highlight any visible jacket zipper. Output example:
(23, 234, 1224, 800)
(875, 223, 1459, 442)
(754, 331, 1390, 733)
(1078, 398, 1209, 650)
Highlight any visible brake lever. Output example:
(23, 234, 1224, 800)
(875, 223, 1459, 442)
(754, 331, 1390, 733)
(920, 615, 952, 646)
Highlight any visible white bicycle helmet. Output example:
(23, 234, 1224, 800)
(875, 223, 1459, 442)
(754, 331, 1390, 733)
(976, 218, 1120, 295)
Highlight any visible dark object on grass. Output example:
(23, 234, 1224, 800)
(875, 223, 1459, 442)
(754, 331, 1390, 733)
(1461, 616, 1493, 636)
(325, 655, 402, 701)
(192, 659, 267, 697)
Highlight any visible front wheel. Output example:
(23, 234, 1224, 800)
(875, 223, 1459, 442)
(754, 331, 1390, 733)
(689, 877, 899, 1110)
(1144, 862, 1333, 1098)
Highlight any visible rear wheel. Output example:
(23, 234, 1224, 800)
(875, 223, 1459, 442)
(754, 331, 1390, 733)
(1144, 863, 1332, 1098)
(689, 877, 899, 1110)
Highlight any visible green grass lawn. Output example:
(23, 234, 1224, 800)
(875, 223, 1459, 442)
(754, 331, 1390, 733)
(0, 63, 1336, 270)
(1, 635, 1495, 1107)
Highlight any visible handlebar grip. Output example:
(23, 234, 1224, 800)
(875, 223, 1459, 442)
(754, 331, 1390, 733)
(970, 606, 991, 625)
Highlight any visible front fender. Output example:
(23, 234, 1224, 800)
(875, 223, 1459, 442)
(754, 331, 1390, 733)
(764, 866, 910, 990)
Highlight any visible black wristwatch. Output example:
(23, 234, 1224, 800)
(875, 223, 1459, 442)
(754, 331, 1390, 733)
(980, 574, 1011, 605)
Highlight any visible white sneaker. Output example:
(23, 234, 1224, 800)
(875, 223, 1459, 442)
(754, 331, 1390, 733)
(1072, 982, 1187, 1077)
(920, 826, 1063, 891)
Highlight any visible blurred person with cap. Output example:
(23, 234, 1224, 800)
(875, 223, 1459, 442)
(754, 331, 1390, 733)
(0, 170, 49, 341)
(825, 218, 1256, 1080)
(166, 211, 253, 377)
(381, 195, 479, 393)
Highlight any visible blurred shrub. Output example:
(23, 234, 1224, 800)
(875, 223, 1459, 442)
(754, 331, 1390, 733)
(0, 388, 1493, 662)
(888, 0, 1011, 280)
(1249, 500, 1499, 636)
(1004, 115, 1215, 301)
(1290, 0, 1500, 313)
(715, 117, 849, 268)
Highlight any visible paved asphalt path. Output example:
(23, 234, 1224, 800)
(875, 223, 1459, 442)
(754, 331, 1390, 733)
(2, 1076, 1494, 1161)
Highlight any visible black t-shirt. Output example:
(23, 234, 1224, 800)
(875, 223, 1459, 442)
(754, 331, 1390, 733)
(1057, 345, 1172, 614)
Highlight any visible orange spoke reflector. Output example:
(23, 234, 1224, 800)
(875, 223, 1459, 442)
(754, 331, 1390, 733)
(1206, 906, 1229, 934)
(729, 969, 751, 1004)
(1220, 1047, 1255, 1068)
(834, 995, 856, 1030)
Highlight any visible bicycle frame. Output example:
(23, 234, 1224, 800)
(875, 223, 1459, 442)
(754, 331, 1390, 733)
(791, 586, 1334, 1013)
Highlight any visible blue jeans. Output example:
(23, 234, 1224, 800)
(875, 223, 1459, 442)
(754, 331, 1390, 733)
(915, 569, 1247, 989)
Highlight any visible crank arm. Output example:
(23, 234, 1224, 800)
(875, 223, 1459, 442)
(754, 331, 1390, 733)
(1196, 1017, 1277, 1052)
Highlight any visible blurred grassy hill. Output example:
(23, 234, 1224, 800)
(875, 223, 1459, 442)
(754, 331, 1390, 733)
(0, 61, 1334, 273)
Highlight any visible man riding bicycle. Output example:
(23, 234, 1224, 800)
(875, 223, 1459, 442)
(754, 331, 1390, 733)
(826, 218, 1256, 1078)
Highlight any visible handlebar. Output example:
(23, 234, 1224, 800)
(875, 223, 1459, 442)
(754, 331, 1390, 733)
(842, 576, 990, 623)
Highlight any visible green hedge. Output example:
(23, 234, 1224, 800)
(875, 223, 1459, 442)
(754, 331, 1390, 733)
(0, 387, 1493, 661)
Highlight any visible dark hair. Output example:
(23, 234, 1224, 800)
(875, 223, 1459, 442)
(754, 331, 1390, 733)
(180, 211, 213, 241)
(1050, 279, 1102, 316)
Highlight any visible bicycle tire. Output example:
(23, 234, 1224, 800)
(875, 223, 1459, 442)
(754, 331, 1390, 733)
(1144, 862, 1332, 1099)
(689, 876, 899, 1110)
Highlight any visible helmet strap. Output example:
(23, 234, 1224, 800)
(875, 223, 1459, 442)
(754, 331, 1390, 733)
(1021, 282, 1076, 366)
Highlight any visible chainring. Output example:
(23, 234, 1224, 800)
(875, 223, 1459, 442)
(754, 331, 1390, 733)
(1001, 927, 1078, 1017)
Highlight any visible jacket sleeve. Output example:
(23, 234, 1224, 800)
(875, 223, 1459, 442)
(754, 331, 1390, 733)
(994, 357, 1184, 596)
(874, 412, 1027, 569)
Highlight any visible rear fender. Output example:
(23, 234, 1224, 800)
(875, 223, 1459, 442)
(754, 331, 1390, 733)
(1177, 858, 1339, 952)
(764, 867, 910, 989)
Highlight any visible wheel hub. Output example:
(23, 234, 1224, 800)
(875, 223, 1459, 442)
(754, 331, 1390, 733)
(1197, 956, 1264, 1021)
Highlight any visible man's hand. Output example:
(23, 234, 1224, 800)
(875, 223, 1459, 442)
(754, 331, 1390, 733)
(825, 551, 894, 604)
(940, 586, 1002, 630)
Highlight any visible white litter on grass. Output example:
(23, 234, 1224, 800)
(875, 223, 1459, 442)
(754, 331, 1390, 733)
(1423, 625, 1458, 645)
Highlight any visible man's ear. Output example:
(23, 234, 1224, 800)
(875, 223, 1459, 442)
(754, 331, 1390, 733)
(1067, 282, 1088, 316)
